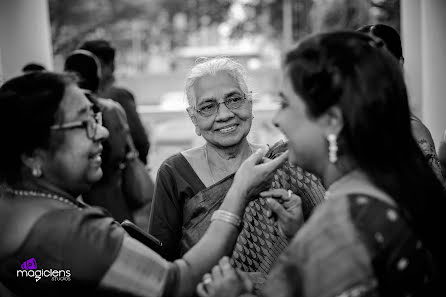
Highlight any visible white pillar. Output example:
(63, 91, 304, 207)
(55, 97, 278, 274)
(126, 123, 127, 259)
(401, 0, 422, 116)
(0, 0, 53, 82)
(421, 0, 446, 146)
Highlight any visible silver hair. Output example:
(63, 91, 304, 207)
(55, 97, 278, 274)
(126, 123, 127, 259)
(185, 57, 250, 107)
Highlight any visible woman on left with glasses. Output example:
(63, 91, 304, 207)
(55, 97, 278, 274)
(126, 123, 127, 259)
(0, 71, 288, 296)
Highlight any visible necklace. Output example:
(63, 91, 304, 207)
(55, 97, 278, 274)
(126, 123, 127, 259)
(204, 144, 252, 184)
(6, 188, 83, 210)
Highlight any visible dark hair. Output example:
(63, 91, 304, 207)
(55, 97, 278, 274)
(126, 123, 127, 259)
(22, 63, 46, 73)
(79, 39, 116, 65)
(284, 31, 446, 285)
(0, 72, 75, 183)
(64, 50, 101, 93)
(357, 24, 403, 61)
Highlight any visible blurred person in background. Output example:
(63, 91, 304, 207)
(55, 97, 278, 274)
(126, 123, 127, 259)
(149, 57, 325, 289)
(80, 39, 150, 165)
(197, 31, 445, 297)
(357, 24, 444, 183)
(22, 63, 45, 73)
(439, 130, 446, 179)
(64, 49, 136, 223)
(0, 71, 288, 297)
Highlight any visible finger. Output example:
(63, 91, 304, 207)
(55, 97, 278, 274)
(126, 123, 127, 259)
(261, 157, 271, 163)
(196, 283, 210, 297)
(246, 148, 269, 165)
(260, 189, 289, 198)
(282, 195, 302, 208)
(267, 198, 292, 221)
(258, 150, 288, 172)
(236, 269, 254, 293)
(212, 263, 223, 279)
(219, 256, 233, 276)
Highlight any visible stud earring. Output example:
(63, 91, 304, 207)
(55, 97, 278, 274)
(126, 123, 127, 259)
(327, 134, 338, 163)
(32, 167, 42, 177)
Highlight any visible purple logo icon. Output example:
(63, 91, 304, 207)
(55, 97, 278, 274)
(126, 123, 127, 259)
(20, 258, 37, 270)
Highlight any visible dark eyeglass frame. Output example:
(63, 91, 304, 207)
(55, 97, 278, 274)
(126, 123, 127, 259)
(50, 112, 102, 140)
(192, 92, 251, 117)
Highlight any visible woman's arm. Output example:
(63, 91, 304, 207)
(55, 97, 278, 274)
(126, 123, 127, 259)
(172, 149, 289, 296)
(98, 149, 288, 297)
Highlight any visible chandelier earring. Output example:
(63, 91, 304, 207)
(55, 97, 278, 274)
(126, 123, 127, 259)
(327, 134, 338, 163)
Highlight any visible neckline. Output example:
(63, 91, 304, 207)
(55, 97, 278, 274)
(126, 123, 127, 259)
(204, 143, 252, 185)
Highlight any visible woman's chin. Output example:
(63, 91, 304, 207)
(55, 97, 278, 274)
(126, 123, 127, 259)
(87, 168, 103, 183)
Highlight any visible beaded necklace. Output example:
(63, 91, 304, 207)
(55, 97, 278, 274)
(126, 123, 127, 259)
(6, 188, 83, 210)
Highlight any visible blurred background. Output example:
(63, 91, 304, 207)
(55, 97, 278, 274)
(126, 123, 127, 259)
(2, 0, 401, 178)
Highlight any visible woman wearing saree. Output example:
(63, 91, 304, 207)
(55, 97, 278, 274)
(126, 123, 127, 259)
(149, 58, 325, 286)
(357, 24, 444, 183)
(197, 31, 445, 297)
(0, 71, 288, 297)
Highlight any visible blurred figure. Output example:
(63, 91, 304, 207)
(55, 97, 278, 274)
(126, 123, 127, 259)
(64, 49, 135, 223)
(0, 71, 287, 297)
(22, 63, 45, 73)
(80, 39, 150, 165)
(199, 31, 445, 297)
(358, 24, 444, 182)
(439, 130, 446, 179)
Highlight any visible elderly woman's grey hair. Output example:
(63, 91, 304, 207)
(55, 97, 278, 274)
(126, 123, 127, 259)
(185, 57, 250, 107)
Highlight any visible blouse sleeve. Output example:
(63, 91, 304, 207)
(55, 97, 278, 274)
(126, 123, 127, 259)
(99, 234, 178, 297)
(149, 163, 183, 261)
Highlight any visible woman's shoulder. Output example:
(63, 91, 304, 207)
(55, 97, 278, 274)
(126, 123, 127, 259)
(159, 152, 189, 170)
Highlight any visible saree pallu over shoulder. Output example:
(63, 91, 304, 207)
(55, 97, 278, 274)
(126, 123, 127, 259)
(180, 141, 325, 287)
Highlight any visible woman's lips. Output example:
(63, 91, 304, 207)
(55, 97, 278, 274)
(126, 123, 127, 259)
(216, 124, 238, 133)
(89, 151, 102, 166)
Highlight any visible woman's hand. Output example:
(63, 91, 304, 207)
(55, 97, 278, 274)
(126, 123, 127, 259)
(196, 257, 253, 297)
(231, 149, 289, 200)
(261, 189, 303, 238)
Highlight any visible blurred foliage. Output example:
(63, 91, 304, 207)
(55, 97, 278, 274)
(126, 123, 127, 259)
(49, 0, 159, 55)
(48, 0, 400, 71)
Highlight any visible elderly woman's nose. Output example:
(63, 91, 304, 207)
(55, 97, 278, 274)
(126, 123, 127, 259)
(95, 124, 109, 142)
(215, 103, 235, 120)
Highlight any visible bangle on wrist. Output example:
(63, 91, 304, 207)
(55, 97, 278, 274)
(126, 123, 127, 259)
(211, 210, 242, 229)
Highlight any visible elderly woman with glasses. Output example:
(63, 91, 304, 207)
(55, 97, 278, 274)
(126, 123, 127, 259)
(149, 58, 325, 288)
(0, 71, 288, 296)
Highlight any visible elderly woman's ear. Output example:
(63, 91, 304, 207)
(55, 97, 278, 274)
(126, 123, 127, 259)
(187, 108, 202, 136)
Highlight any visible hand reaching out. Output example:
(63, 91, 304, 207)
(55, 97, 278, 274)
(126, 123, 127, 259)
(196, 257, 253, 297)
(261, 189, 304, 238)
(232, 149, 289, 201)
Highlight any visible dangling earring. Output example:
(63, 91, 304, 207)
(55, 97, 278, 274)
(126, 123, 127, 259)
(32, 167, 42, 177)
(327, 134, 338, 163)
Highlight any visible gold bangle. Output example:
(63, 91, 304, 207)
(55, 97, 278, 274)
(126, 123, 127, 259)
(211, 210, 242, 229)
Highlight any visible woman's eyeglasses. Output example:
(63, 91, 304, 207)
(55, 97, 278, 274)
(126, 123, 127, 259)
(50, 112, 102, 140)
(193, 93, 250, 117)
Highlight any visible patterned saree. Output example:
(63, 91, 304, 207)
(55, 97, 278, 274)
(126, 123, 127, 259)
(180, 141, 326, 288)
